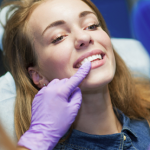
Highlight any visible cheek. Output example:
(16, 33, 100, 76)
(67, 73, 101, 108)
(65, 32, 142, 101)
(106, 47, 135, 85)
(38, 45, 73, 80)
(112, 51, 116, 73)
(95, 29, 112, 50)
(95, 29, 115, 69)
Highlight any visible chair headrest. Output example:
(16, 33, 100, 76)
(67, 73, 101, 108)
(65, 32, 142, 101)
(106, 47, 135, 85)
(132, 0, 150, 56)
(0, 6, 16, 50)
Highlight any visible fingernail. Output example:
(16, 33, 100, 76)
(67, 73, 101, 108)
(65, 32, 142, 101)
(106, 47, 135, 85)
(80, 61, 91, 69)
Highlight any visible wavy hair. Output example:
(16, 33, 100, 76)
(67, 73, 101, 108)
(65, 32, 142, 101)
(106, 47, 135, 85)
(1, 0, 150, 143)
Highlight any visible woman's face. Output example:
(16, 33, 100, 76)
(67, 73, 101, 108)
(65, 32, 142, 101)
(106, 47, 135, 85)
(28, 0, 116, 91)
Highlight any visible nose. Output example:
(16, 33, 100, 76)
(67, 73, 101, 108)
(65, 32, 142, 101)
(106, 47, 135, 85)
(74, 30, 93, 50)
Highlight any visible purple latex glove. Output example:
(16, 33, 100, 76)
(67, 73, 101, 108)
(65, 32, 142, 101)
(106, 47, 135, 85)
(18, 61, 91, 150)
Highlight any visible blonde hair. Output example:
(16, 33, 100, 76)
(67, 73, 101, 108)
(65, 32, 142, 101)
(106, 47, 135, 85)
(1, 0, 150, 143)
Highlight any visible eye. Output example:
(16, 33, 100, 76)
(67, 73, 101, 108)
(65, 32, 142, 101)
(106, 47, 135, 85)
(52, 35, 67, 44)
(85, 23, 100, 30)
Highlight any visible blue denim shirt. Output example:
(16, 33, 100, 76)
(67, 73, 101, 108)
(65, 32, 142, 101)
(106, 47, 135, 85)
(53, 110, 150, 150)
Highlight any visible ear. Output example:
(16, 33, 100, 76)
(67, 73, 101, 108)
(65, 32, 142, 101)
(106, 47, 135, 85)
(28, 67, 49, 88)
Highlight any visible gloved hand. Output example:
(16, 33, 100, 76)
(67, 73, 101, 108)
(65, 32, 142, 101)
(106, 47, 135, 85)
(18, 61, 91, 150)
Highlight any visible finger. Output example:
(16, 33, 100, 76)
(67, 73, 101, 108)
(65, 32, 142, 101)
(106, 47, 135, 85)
(68, 87, 82, 108)
(66, 61, 91, 96)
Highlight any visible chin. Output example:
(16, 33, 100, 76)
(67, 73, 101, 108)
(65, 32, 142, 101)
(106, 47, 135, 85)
(79, 68, 115, 92)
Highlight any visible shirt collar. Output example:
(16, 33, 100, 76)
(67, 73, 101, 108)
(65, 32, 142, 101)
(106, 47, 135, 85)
(116, 109, 138, 139)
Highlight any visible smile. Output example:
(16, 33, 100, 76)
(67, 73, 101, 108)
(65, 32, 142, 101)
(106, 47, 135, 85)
(73, 49, 106, 69)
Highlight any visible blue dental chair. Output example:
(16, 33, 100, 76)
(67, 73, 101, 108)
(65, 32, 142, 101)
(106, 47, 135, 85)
(131, 0, 150, 56)
(91, 0, 132, 38)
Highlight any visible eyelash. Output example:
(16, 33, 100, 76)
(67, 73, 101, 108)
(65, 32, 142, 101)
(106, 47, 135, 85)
(51, 23, 100, 44)
(85, 23, 101, 30)
(52, 35, 67, 44)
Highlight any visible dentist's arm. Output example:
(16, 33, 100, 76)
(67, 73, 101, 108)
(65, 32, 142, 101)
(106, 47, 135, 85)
(17, 61, 91, 150)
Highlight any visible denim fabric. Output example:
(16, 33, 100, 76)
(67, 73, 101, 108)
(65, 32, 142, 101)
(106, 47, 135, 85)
(53, 110, 150, 150)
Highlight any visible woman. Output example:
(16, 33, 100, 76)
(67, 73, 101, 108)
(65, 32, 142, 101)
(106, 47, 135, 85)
(1, 0, 150, 149)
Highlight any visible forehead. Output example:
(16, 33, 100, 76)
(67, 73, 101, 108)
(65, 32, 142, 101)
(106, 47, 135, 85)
(33, 0, 94, 18)
(27, 0, 95, 36)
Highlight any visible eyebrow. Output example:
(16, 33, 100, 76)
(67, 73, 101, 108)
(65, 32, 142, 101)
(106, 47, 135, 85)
(79, 11, 96, 18)
(42, 11, 96, 35)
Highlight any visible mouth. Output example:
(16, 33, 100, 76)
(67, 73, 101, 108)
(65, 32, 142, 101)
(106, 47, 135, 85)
(73, 50, 106, 68)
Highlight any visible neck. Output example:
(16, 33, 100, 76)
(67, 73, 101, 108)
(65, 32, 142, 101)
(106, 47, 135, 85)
(73, 86, 122, 135)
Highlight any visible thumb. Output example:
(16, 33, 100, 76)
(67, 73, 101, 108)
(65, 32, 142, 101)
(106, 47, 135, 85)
(66, 61, 91, 96)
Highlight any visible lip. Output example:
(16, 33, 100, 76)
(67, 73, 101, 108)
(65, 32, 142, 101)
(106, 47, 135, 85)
(91, 54, 106, 69)
(73, 49, 105, 68)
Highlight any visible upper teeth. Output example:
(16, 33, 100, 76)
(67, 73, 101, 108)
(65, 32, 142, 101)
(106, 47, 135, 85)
(81, 54, 102, 65)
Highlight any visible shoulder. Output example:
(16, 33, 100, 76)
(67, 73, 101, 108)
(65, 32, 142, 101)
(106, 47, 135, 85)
(119, 109, 150, 136)
(123, 115, 150, 149)
(118, 109, 150, 149)
(130, 119, 150, 149)
(130, 119, 150, 137)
